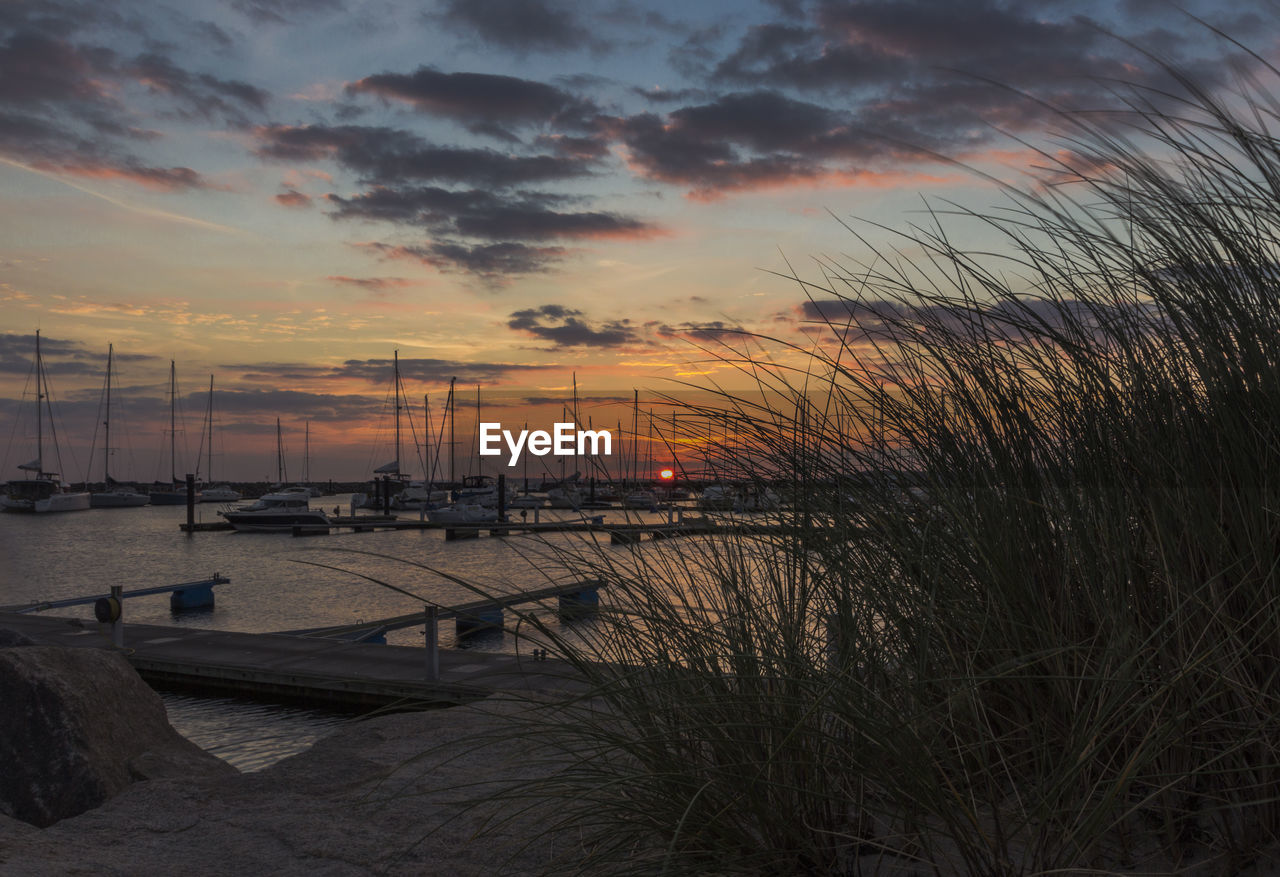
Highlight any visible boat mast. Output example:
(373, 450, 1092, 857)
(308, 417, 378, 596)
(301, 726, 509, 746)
(103, 343, 113, 484)
(448, 376, 456, 485)
(393, 350, 401, 477)
(35, 331, 44, 476)
(304, 421, 310, 484)
(206, 374, 214, 484)
(276, 417, 285, 484)
(168, 360, 176, 485)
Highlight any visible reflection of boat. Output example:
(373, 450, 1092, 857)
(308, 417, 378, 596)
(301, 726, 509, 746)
(427, 503, 498, 524)
(2, 332, 91, 514)
(149, 361, 194, 505)
(220, 492, 330, 532)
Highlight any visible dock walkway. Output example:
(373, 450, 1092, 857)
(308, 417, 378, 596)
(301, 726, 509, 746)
(0, 611, 585, 709)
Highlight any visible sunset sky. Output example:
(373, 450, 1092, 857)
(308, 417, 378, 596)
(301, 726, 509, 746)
(2, 0, 1275, 483)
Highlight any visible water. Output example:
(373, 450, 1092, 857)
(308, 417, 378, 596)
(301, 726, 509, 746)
(0, 495, 665, 769)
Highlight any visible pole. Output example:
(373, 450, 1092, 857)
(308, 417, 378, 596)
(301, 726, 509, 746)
(185, 473, 196, 534)
(424, 605, 439, 681)
(111, 585, 123, 648)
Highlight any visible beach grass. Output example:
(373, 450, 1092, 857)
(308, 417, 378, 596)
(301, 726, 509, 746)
(425, 48, 1280, 876)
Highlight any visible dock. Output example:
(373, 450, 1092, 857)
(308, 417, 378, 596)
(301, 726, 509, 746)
(0, 580, 601, 709)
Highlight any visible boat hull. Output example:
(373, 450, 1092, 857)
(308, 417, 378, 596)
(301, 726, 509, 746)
(90, 491, 150, 508)
(221, 511, 331, 532)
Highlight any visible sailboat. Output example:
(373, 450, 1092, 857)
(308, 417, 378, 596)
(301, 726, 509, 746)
(2, 331, 91, 513)
(89, 343, 149, 507)
(149, 361, 194, 505)
(197, 375, 240, 503)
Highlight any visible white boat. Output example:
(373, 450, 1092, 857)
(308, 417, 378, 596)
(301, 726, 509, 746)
(199, 484, 242, 503)
(392, 482, 449, 510)
(623, 489, 657, 510)
(508, 494, 546, 509)
(697, 484, 736, 510)
(427, 503, 498, 524)
(546, 485, 583, 509)
(2, 332, 90, 514)
(220, 492, 331, 532)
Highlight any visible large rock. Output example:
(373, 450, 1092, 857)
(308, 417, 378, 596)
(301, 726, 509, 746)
(0, 646, 233, 827)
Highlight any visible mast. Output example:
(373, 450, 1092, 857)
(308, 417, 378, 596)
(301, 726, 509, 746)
(36, 331, 44, 476)
(393, 349, 401, 477)
(474, 384, 481, 479)
(448, 377, 456, 484)
(168, 360, 176, 485)
(103, 343, 113, 484)
(276, 418, 285, 484)
(304, 421, 310, 484)
(206, 374, 214, 483)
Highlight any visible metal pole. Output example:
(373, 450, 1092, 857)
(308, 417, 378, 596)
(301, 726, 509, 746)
(424, 605, 439, 681)
(186, 473, 196, 534)
(111, 585, 124, 648)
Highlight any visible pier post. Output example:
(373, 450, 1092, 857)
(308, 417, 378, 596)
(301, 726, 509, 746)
(497, 473, 506, 523)
(424, 605, 439, 681)
(185, 473, 196, 535)
(110, 584, 124, 647)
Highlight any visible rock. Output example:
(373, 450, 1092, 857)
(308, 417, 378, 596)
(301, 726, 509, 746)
(0, 646, 234, 827)
(0, 629, 35, 648)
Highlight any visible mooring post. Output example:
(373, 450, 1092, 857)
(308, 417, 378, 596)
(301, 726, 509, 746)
(110, 585, 124, 647)
(497, 473, 506, 523)
(185, 473, 196, 534)
(424, 604, 439, 681)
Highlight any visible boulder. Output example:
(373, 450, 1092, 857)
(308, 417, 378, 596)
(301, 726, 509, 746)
(0, 646, 234, 827)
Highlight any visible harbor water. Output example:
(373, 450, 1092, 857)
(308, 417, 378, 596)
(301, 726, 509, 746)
(0, 495, 657, 768)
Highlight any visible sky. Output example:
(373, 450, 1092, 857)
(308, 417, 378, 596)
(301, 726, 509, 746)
(1, 0, 1277, 484)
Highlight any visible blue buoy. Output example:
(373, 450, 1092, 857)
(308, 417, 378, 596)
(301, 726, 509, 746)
(170, 583, 215, 610)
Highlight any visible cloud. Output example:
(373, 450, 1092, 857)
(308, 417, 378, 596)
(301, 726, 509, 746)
(253, 123, 598, 187)
(347, 67, 597, 140)
(126, 52, 269, 124)
(508, 304, 639, 348)
(436, 0, 594, 53)
(228, 0, 344, 25)
(225, 356, 556, 386)
(275, 187, 313, 208)
(358, 240, 570, 287)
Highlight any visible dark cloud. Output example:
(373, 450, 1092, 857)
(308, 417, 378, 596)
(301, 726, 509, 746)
(325, 275, 414, 292)
(0, 21, 264, 190)
(436, 0, 594, 53)
(126, 52, 269, 123)
(656, 320, 742, 342)
(225, 356, 555, 387)
(347, 67, 597, 140)
(0, 334, 161, 379)
(509, 304, 639, 348)
(229, 0, 344, 25)
(611, 91, 900, 197)
(359, 240, 570, 287)
(253, 124, 597, 188)
(328, 185, 657, 242)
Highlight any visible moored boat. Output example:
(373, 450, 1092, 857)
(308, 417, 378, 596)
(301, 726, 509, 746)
(220, 492, 331, 532)
(2, 332, 90, 514)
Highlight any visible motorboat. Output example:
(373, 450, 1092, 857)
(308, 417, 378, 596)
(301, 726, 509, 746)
(220, 492, 331, 532)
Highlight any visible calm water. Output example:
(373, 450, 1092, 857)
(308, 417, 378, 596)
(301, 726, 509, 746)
(0, 495, 657, 769)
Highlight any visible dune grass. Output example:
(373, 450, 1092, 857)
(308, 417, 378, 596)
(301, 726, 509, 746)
(422, 51, 1280, 876)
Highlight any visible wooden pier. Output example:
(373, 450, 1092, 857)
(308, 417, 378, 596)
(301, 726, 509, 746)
(0, 581, 601, 709)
